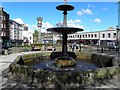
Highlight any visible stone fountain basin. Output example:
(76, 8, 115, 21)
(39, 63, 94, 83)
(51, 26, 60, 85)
(9, 52, 119, 87)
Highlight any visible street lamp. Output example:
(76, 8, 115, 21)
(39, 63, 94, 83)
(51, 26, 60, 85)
(37, 17, 43, 44)
(87, 25, 92, 52)
(116, 27, 120, 52)
(79, 34, 81, 52)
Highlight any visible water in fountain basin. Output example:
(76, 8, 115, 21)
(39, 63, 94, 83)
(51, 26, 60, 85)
(32, 60, 98, 71)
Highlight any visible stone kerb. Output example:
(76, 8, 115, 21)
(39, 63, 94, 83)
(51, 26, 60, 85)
(9, 52, 119, 88)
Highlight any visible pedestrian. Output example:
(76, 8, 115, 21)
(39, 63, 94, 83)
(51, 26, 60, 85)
(72, 44, 75, 52)
(52, 46, 56, 51)
(32, 46, 34, 51)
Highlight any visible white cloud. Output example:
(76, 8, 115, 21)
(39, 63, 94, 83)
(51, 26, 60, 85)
(13, 18, 24, 24)
(77, 8, 93, 16)
(68, 19, 81, 24)
(55, 19, 84, 29)
(77, 11, 83, 16)
(29, 22, 54, 32)
(81, 8, 93, 15)
(75, 19, 81, 23)
(25, 24, 30, 27)
(12, 18, 54, 32)
(42, 22, 53, 29)
(67, 19, 84, 29)
(93, 18, 101, 23)
(31, 25, 36, 28)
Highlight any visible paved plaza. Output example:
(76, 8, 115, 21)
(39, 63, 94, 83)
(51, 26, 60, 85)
(0, 50, 120, 89)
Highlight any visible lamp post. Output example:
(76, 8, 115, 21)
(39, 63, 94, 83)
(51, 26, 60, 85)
(116, 27, 120, 52)
(97, 31, 100, 52)
(79, 34, 81, 52)
(37, 17, 43, 44)
(87, 25, 92, 52)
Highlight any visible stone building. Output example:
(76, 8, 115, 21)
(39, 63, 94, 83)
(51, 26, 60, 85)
(68, 27, 117, 46)
(0, 7, 10, 49)
(9, 20, 23, 46)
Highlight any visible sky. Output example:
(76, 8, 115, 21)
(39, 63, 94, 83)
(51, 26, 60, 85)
(1, 1, 118, 33)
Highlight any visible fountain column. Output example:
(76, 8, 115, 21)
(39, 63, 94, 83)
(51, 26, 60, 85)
(62, 10, 68, 56)
(62, 29, 67, 56)
(63, 11, 67, 27)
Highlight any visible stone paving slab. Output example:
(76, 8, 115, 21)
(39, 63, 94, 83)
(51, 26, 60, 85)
(0, 51, 44, 72)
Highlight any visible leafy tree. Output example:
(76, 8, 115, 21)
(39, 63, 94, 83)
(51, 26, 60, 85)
(33, 30, 38, 44)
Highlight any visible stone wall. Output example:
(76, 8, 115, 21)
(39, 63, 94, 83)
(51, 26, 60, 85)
(91, 53, 114, 67)
(9, 52, 119, 88)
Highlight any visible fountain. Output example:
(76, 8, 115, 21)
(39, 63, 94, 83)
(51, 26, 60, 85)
(31, 0, 98, 71)
(8, 1, 118, 89)
(47, 0, 83, 68)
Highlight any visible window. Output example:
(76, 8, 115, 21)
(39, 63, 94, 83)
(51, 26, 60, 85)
(3, 24, 6, 28)
(75, 35, 76, 38)
(3, 16, 6, 20)
(113, 33, 116, 38)
(94, 34, 97, 38)
(91, 34, 93, 38)
(68, 35, 70, 38)
(85, 34, 87, 38)
(73, 35, 74, 38)
(108, 33, 110, 38)
(102, 34, 105, 38)
(80, 35, 81, 38)
(88, 34, 90, 38)
(82, 35, 84, 38)
(0, 23, 3, 28)
(0, 15, 3, 21)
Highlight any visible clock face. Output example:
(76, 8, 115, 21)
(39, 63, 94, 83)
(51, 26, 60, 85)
(38, 20, 42, 24)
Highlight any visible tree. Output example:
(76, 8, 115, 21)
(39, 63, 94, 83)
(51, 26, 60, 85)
(33, 30, 38, 44)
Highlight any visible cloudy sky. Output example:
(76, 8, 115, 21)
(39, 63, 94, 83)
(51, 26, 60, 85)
(1, 2, 118, 32)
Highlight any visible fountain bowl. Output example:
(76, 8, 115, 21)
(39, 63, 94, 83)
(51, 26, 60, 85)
(54, 57, 76, 67)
